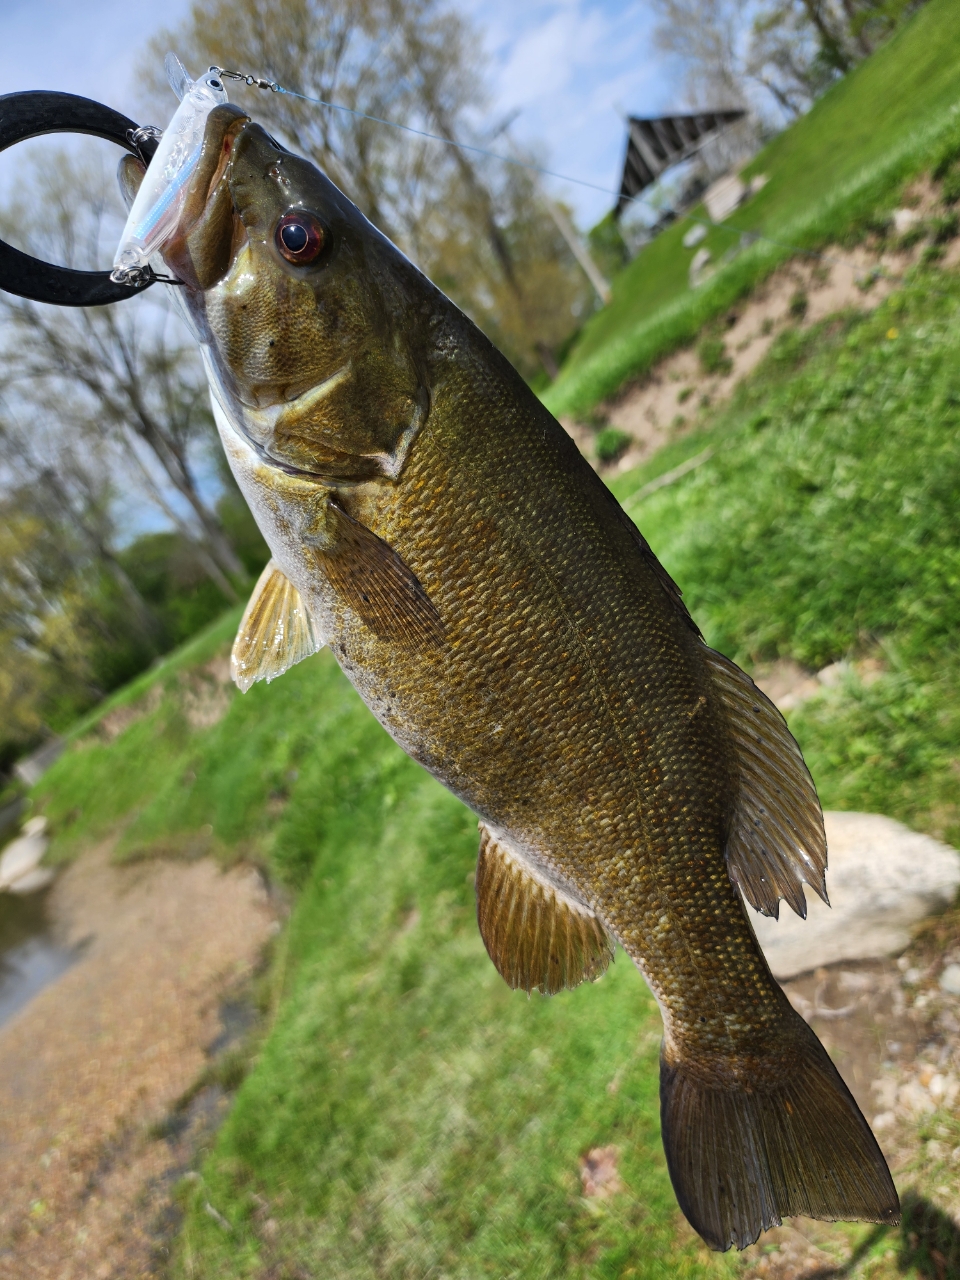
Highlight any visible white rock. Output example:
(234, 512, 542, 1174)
(7, 867, 55, 894)
(872, 1077, 898, 1109)
(689, 247, 712, 287)
(682, 224, 707, 249)
(0, 834, 48, 891)
(941, 964, 960, 995)
(704, 173, 747, 222)
(817, 660, 851, 689)
(751, 811, 960, 979)
(899, 1078, 935, 1117)
(893, 207, 921, 236)
(21, 816, 47, 837)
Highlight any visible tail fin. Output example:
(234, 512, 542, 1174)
(660, 1018, 900, 1251)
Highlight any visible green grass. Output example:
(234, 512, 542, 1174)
(608, 266, 960, 847)
(29, 264, 960, 1279)
(34, 630, 733, 1278)
(544, 0, 960, 419)
(176, 721, 721, 1279)
(31, 194, 960, 1280)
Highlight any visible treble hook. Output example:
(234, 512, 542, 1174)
(0, 91, 162, 307)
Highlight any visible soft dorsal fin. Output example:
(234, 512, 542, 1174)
(231, 560, 324, 692)
(704, 646, 827, 919)
(475, 822, 614, 995)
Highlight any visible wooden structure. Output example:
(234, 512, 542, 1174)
(615, 110, 746, 217)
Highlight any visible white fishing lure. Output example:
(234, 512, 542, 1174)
(112, 54, 228, 283)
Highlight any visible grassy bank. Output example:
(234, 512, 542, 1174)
(544, 0, 960, 419)
(609, 265, 960, 847)
(28, 273, 960, 1278)
(33, 620, 732, 1278)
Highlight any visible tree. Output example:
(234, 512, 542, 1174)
(140, 0, 593, 380)
(0, 148, 244, 602)
(653, 0, 927, 126)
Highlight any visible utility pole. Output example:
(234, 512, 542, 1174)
(546, 202, 612, 306)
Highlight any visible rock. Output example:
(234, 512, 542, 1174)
(682, 223, 707, 249)
(0, 834, 49, 891)
(703, 173, 747, 222)
(689, 247, 712, 287)
(751, 812, 960, 979)
(815, 660, 850, 689)
(940, 964, 960, 995)
(7, 867, 55, 895)
(893, 207, 922, 236)
(22, 816, 47, 838)
(13, 738, 64, 787)
(898, 1078, 935, 1117)
(580, 1146, 622, 1199)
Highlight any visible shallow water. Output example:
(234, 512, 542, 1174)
(0, 890, 75, 1029)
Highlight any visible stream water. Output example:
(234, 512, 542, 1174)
(0, 890, 75, 1029)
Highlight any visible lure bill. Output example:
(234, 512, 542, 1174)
(120, 103, 901, 1252)
(111, 54, 227, 284)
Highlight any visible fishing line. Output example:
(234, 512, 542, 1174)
(212, 66, 913, 289)
(215, 68, 639, 204)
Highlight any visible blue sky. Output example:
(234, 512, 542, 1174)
(0, 0, 680, 229)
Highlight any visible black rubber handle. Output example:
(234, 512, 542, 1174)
(0, 91, 159, 306)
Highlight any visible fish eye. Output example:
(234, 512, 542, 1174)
(275, 211, 325, 265)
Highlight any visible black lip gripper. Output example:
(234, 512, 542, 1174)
(0, 91, 160, 306)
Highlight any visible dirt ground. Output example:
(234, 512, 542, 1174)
(0, 844, 278, 1279)
(563, 179, 960, 475)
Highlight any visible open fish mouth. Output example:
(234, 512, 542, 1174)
(157, 103, 254, 292)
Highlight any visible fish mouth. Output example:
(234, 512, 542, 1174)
(159, 103, 252, 290)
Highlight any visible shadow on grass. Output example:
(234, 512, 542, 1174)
(802, 1190, 960, 1279)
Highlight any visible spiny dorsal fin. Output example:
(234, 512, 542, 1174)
(475, 822, 614, 995)
(314, 500, 444, 652)
(231, 560, 324, 693)
(704, 646, 827, 919)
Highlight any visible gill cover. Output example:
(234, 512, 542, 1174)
(201, 121, 431, 482)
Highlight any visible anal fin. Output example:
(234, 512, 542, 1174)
(704, 646, 827, 919)
(231, 560, 324, 692)
(475, 822, 614, 995)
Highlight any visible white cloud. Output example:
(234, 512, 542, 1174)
(456, 0, 681, 226)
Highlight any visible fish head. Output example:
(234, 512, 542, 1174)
(156, 108, 431, 485)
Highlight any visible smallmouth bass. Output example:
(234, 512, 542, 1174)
(122, 104, 899, 1250)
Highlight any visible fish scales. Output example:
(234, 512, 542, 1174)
(134, 104, 900, 1251)
(354, 359, 787, 1059)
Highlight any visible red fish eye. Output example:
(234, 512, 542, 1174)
(275, 212, 325, 264)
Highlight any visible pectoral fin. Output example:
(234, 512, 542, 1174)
(475, 822, 614, 995)
(314, 500, 444, 651)
(231, 560, 324, 692)
(705, 646, 827, 919)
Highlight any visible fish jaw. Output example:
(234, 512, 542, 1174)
(157, 103, 252, 291)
